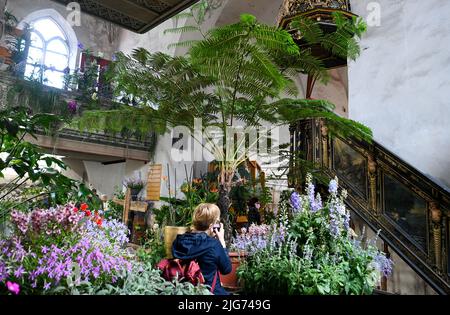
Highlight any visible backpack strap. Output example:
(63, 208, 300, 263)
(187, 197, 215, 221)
(210, 271, 219, 294)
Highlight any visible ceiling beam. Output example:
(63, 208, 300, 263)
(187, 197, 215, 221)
(93, 0, 159, 23)
(122, 0, 161, 16)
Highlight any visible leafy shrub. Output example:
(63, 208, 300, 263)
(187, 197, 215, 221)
(67, 261, 212, 295)
(105, 189, 124, 221)
(0, 203, 132, 295)
(136, 225, 166, 267)
(237, 175, 393, 295)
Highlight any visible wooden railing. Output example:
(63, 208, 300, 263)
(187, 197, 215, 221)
(289, 118, 450, 295)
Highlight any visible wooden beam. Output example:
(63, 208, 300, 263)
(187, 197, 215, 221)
(93, 0, 159, 23)
(26, 134, 150, 162)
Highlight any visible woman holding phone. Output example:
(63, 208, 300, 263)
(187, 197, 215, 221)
(172, 203, 232, 295)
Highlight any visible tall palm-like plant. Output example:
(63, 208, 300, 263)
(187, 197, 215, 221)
(76, 13, 370, 243)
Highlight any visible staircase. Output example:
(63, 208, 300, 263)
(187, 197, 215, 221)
(289, 118, 450, 295)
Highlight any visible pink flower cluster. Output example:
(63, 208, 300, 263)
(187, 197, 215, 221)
(10, 211, 30, 234)
(11, 205, 84, 237)
(241, 224, 271, 237)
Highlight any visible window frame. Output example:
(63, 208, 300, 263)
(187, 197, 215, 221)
(19, 9, 78, 89)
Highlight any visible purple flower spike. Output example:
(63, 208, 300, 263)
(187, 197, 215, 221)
(68, 100, 78, 114)
(329, 178, 338, 195)
(290, 192, 302, 213)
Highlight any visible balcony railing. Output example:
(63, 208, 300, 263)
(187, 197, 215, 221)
(290, 118, 450, 295)
(0, 72, 156, 153)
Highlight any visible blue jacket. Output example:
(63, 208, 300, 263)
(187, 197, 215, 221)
(172, 232, 232, 295)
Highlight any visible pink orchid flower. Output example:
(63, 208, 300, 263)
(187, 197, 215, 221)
(6, 281, 20, 295)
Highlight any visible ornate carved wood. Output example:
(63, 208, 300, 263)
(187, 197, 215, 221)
(290, 118, 450, 294)
(50, 0, 200, 33)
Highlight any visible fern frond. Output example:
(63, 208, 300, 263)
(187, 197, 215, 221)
(164, 25, 200, 35)
(167, 40, 200, 49)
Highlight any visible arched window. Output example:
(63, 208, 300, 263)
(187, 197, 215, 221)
(19, 10, 78, 89)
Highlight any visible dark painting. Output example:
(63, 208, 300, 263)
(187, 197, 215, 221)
(384, 173, 427, 251)
(333, 138, 367, 198)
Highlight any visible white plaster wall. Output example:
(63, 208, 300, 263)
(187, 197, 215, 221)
(348, 0, 450, 189)
(7, 0, 121, 61)
(83, 160, 125, 198)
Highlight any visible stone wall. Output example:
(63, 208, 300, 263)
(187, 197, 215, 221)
(6, 0, 121, 61)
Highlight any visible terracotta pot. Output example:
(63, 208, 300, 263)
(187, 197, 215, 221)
(236, 215, 248, 223)
(164, 226, 188, 258)
(220, 251, 247, 290)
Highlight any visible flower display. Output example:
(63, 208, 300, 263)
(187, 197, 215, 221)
(289, 192, 302, 213)
(237, 174, 394, 295)
(231, 218, 288, 255)
(0, 204, 132, 295)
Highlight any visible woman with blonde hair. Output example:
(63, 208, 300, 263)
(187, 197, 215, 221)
(172, 203, 232, 295)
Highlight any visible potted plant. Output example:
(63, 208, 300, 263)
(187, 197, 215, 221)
(123, 174, 146, 201)
(223, 223, 273, 290)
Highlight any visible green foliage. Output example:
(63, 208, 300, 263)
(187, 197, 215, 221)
(136, 226, 166, 267)
(0, 107, 97, 222)
(63, 49, 102, 107)
(7, 70, 72, 121)
(230, 182, 251, 216)
(80, 13, 371, 151)
(164, 0, 223, 49)
(237, 177, 390, 295)
(81, 261, 212, 295)
(105, 189, 124, 221)
(289, 13, 367, 62)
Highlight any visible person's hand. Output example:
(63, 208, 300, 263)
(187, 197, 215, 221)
(213, 223, 226, 248)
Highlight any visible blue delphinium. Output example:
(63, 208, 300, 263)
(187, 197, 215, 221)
(328, 178, 338, 195)
(290, 192, 302, 213)
(373, 253, 394, 277)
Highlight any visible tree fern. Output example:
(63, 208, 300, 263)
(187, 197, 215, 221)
(75, 13, 369, 242)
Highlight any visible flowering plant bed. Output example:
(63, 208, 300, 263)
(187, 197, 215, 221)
(0, 201, 214, 295)
(0, 204, 132, 294)
(235, 175, 393, 295)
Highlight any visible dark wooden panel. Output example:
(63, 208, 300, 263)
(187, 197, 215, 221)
(50, 0, 200, 33)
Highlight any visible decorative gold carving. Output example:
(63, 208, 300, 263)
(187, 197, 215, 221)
(368, 155, 377, 212)
(277, 0, 352, 26)
(430, 202, 442, 270)
(321, 123, 329, 168)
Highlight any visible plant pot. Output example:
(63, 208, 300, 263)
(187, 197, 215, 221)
(164, 226, 188, 258)
(235, 215, 248, 232)
(220, 251, 247, 291)
(130, 188, 141, 201)
(236, 215, 248, 223)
